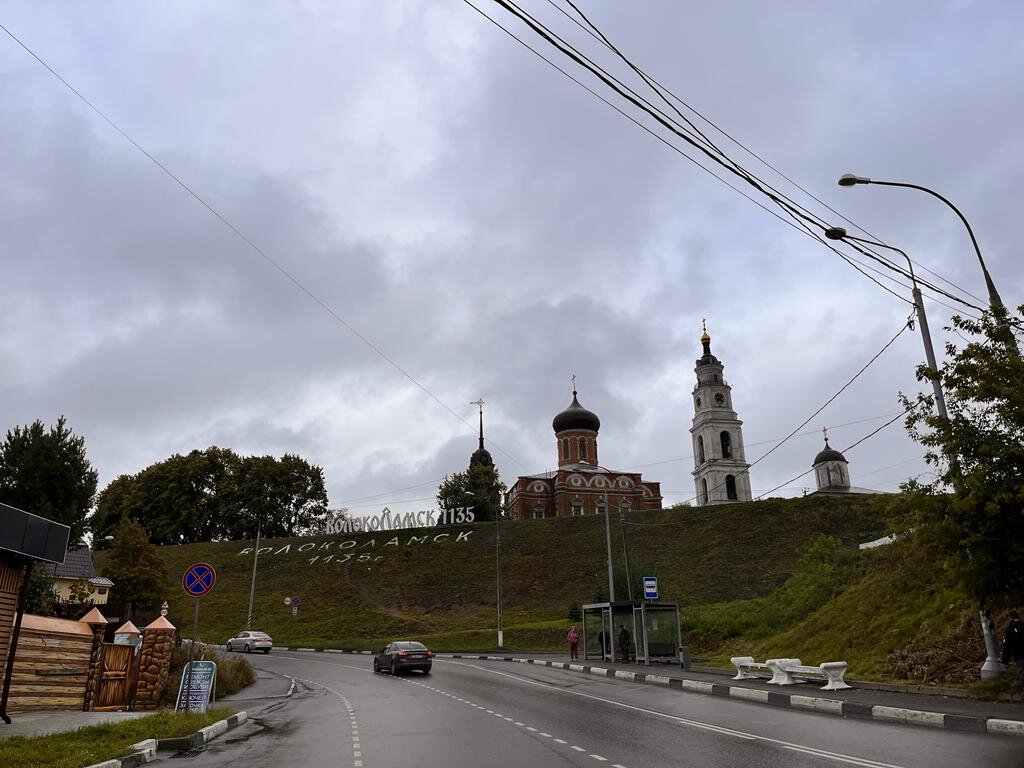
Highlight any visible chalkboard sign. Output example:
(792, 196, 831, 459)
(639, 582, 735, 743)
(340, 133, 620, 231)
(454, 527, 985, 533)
(175, 660, 217, 713)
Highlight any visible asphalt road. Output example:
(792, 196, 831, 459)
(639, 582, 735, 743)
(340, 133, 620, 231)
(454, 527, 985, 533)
(180, 650, 1023, 768)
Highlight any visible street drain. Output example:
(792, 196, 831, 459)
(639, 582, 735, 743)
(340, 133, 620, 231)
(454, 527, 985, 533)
(170, 747, 206, 759)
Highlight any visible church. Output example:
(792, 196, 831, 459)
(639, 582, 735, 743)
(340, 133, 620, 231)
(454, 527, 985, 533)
(504, 386, 663, 520)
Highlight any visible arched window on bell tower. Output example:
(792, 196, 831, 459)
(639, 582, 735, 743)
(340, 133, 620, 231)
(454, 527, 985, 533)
(721, 431, 732, 459)
(700, 478, 709, 505)
(697, 435, 705, 463)
(578, 436, 587, 462)
(726, 474, 738, 500)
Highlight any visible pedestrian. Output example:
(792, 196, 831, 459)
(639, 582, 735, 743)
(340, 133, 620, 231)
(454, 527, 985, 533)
(567, 626, 580, 660)
(617, 624, 632, 663)
(597, 628, 608, 658)
(1000, 610, 1024, 664)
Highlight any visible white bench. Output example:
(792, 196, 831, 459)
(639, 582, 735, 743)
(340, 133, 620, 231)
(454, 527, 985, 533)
(730, 656, 776, 681)
(732, 656, 851, 690)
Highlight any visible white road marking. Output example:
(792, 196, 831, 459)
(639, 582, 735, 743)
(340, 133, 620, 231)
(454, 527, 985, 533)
(447, 661, 907, 768)
(571, 745, 586, 752)
(590, 755, 607, 762)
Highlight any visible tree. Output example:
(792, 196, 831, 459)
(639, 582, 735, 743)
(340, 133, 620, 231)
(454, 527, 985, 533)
(0, 416, 98, 543)
(101, 518, 166, 616)
(91, 447, 329, 544)
(436, 464, 505, 522)
(899, 306, 1024, 606)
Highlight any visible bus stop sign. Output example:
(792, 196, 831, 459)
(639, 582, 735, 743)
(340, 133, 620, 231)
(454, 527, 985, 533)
(643, 576, 658, 599)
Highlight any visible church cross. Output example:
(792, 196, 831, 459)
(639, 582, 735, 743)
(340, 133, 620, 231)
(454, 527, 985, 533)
(571, 373, 577, 395)
(822, 426, 829, 444)
(470, 398, 484, 414)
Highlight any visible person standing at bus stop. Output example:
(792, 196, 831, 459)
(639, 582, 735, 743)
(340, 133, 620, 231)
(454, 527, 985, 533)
(567, 625, 580, 660)
(617, 624, 632, 663)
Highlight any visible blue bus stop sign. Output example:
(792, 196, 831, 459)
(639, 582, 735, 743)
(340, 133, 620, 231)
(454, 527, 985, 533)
(182, 562, 217, 597)
(643, 576, 658, 599)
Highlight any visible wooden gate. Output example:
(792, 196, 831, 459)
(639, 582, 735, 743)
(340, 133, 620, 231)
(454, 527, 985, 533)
(94, 645, 135, 710)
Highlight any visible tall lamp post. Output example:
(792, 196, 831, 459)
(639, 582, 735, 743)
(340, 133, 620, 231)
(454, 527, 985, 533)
(823, 226, 947, 419)
(837, 175, 1007, 315)
(839, 174, 1012, 679)
(245, 516, 261, 631)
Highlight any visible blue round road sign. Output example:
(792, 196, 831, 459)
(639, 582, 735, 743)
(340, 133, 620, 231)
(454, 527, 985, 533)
(182, 562, 217, 597)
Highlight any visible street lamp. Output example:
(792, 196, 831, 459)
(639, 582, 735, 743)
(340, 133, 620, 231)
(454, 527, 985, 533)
(465, 489, 502, 649)
(823, 225, 947, 419)
(837, 174, 1007, 315)
(245, 516, 261, 631)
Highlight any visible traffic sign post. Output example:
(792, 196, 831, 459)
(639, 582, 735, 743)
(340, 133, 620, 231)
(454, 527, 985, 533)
(643, 576, 658, 600)
(181, 562, 217, 718)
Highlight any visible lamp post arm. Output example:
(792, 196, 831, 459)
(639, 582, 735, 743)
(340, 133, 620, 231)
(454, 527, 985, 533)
(867, 180, 1004, 311)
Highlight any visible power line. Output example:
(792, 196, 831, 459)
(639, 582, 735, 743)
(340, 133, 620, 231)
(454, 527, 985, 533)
(554, 0, 989, 309)
(0, 20, 526, 471)
(476, 1, 987, 314)
(753, 410, 908, 499)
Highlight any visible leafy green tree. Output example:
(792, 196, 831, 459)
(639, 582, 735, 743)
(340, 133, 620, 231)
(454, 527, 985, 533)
(91, 447, 329, 544)
(0, 416, 98, 543)
(101, 518, 166, 616)
(22, 565, 57, 616)
(899, 306, 1024, 606)
(436, 464, 505, 522)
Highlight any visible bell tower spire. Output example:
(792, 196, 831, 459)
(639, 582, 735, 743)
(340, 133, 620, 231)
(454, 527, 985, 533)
(689, 324, 752, 505)
(468, 399, 494, 468)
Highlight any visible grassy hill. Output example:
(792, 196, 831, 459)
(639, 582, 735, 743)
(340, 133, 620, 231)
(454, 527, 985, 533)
(129, 495, 888, 652)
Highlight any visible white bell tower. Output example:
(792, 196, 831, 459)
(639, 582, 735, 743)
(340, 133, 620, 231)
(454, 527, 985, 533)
(690, 324, 752, 505)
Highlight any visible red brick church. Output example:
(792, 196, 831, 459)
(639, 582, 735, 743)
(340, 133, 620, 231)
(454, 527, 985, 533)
(504, 387, 663, 520)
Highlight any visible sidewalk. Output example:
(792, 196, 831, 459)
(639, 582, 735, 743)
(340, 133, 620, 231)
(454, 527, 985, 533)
(0, 666, 291, 740)
(440, 651, 1024, 736)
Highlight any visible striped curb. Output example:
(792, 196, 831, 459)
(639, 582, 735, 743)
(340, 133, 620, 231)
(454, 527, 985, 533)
(438, 654, 1024, 737)
(83, 711, 248, 768)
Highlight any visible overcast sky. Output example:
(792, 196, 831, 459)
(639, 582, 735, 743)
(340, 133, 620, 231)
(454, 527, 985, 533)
(1, 1, 1021, 518)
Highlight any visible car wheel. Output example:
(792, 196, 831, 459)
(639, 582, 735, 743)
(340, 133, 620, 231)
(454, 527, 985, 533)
(390, 660, 399, 676)
(244, 643, 251, 653)
(263, 648, 270, 654)
(423, 667, 431, 675)
(226, 643, 232, 652)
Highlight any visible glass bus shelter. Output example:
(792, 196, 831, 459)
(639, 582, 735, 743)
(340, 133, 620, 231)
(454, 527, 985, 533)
(581, 600, 681, 665)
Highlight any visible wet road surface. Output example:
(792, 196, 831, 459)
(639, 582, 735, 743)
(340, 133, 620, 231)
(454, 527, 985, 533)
(177, 650, 1024, 768)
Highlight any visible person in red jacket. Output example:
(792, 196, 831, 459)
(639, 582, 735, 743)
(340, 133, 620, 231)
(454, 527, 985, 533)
(567, 626, 580, 660)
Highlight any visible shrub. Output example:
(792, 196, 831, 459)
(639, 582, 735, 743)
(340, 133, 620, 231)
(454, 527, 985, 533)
(159, 642, 256, 707)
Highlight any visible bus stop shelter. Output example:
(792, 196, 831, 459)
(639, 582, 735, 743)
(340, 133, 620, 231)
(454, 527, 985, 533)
(582, 600, 681, 665)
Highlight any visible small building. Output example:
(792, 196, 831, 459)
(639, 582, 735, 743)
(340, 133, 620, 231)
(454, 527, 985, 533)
(505, 386, 662, 520)
(41, 544, 114, 605)
(808, 430, 884, 495)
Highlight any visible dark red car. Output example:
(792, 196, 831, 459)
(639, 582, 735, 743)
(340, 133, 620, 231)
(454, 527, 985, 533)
(373, 641, 433, 675)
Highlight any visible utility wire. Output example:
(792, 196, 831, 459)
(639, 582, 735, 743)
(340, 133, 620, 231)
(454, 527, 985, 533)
(554, 0, 989, 310)
(0, 20, 526, 471)
(753, 409, 908, 499)
(478, 1, 987, 313)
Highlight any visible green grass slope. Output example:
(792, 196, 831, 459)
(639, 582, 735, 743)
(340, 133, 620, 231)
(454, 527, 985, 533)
(137, 494, 886, 650)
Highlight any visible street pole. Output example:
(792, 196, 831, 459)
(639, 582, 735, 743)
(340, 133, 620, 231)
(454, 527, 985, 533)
(824, 227, 948, 419)
(183, 597, 199, 711)
(246, 517, 261, 631)
(619, 507, 633, 600)
(496, 512, 503, 649)
(603, 492, 615, 603)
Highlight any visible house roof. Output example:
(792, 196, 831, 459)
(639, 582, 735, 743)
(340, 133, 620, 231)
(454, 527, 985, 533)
(42, 545, 97, 579)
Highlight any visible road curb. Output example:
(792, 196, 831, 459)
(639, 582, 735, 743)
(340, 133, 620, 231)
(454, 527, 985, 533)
(439, 654, 1023, 737)
(83, 711, 248, 768)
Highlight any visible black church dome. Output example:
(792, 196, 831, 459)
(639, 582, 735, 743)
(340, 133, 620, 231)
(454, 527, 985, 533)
(552, 393, 601, 433)
(813, 443, 848, 465)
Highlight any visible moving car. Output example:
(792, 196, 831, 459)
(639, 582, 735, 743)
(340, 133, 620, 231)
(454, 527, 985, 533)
(373, 640, 433, 674)
(226, 630, 273, 653)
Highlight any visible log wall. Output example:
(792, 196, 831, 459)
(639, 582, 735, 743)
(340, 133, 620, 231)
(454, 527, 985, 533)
(0, 557, 24, 678)
(6, 614, 92, 713)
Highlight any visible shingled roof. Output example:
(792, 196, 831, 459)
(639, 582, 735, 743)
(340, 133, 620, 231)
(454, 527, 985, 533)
(41, 544, 96, 579)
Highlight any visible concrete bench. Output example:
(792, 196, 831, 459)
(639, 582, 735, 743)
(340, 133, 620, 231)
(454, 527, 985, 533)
(768, 658, 851, 690)
(730, 656, 775, 681)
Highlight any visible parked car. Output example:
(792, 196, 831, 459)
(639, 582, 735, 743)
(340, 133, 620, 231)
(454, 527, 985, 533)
(373, 641, 433, 674)
(226, 630, 273, 653)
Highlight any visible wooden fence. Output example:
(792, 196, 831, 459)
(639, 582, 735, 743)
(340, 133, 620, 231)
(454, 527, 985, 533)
(6, 614, 92, 713)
